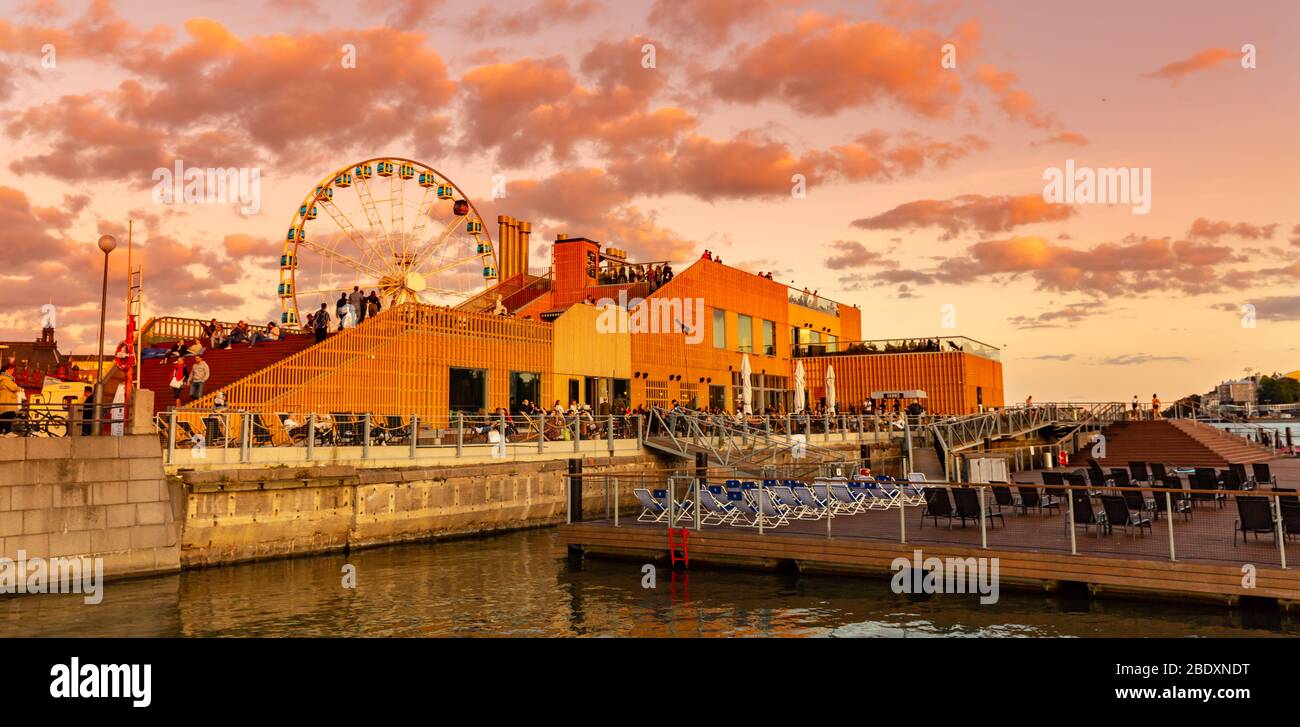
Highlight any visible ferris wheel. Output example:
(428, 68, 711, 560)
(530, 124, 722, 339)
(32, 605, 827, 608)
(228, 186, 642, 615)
(277, 158, 498, 327)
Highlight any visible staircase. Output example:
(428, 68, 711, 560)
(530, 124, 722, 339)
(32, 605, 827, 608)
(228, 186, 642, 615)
(137, 335, 316, 414)
(1066, 419, 1276, 468)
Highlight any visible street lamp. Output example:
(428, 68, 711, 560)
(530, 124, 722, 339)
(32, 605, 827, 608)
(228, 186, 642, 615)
(94, 235, 117, 434)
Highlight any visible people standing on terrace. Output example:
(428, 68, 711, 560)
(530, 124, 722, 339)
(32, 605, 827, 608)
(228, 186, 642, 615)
(166, 352, 186, 407)
(188, 354, 210, 401)
(313, 303, 331, 343)
(0, 362, 19, 435)
(349, 287, 366, 324)
(366, 290, 381, 318)
(1152, 394, 1161, 419)
(1131, 394, 1139, 419)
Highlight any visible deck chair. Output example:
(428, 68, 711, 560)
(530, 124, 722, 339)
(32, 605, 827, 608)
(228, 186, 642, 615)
(791, 486, 828, 520)
(634, 488, 671, 523)
(991, 484, 1018, 514)
(1252, 462, 1277, 488)
(1152, 477, 1193, 521)
(1128, 461, 1151, 486)
(1149, 462, 1170, 482)
(919, 488, 955, 529)
(1068, 491, 1106, 538)
(1016, 484, 1060, 516)
(1233, 496, 1276, 546)
(1100, 495, 1152, 539)
(1189, 471, 1225, 508)
(1277, 491, 1300, 540)
(952, 487, 1004, 529)
(827, 482, 868, 514)
(1229, 463, 1250, 490)
(1109, 468, 1132, 488)
(697, 488, 739, 525)
(1219, 468, 1245, 491)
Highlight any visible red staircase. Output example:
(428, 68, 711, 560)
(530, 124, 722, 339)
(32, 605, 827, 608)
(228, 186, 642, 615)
(1067, 419, 1276, 468)
(137, 335, 317, 414)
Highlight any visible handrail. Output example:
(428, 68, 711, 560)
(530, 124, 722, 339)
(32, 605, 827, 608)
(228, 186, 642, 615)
(140, 316, 272, 346)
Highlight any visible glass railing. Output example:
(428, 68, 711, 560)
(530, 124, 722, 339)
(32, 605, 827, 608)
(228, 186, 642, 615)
(792, 336, 1001, 361)
(788, 291, 839, 316)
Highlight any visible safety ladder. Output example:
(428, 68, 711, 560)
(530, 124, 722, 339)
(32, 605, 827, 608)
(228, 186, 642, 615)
(668, 527, 690, 568)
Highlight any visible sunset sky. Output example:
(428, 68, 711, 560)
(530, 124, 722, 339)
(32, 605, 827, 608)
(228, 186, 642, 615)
(1, 0, 1297, 402)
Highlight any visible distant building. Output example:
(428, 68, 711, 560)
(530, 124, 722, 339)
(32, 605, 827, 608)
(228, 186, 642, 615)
(1216, 379, 1257, 405)
(0, 326, 82, 392)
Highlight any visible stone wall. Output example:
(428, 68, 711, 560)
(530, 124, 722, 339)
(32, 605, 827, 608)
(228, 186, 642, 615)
(0, 435, 181, 579)
(177, 454, 656, 567)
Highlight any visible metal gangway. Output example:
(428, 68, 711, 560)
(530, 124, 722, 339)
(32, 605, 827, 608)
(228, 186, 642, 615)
(642, 408, 850, 474)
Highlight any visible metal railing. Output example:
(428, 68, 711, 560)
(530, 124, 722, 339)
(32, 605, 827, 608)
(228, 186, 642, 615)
(156, 408, 648, 464)
(0, 401, 127, 437)
(792, 335, 1000, 361)
(574, 468, 1298, 570)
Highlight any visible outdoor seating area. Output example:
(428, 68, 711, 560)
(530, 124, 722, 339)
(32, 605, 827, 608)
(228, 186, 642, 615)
(614, 457, 1300, 568)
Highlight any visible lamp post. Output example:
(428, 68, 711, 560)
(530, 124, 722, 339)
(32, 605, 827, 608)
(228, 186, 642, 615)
(94, 235, 117, 435)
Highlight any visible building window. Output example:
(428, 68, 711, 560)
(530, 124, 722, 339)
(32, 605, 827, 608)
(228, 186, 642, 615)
(646, 380, 669, 408)
(611, 378, 631, 410)
(509, 371, 540, 413)
(712, 308, 726, 349)
(737, 314, 753, 352)
(449, 368, 487, 414)
(709, 384, 726, 411)
(679, 383, 699, 409)
(762, 319, 776, 356)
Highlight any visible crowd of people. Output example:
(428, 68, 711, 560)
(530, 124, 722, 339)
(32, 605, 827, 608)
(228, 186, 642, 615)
(596, 262, 674, 291)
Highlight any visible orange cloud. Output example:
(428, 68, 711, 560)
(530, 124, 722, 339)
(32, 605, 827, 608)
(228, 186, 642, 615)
(1142, 47, 1235, 83)
(647, 0, 796, 44)
(1187, 217, 1278, 241)
(699, 12, 968, 117)
(972, 63, 1056, 130)
(465, 0, 602, 37)
(851, 194, 1075, 239)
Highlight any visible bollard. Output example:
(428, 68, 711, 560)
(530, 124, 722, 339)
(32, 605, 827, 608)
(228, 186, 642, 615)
(613, 477, 620, 527)
(362, 413, 371, 459)
(568, 459, 583, 523)
(241, 412, 252, 463)
(538, 412, 545, 454)
(607, 415, 614, 455)
(978, 486, 987, 549)
(1067, 490, 1077, 555)
(899, 491, 906, 544)
(573, 417, 581, 453)
(306, 413, 316, 461)
(1165, 490, 1176, 562)
(167, 410, 177, 464)
(456, 412, 463, 457)
(409, 414, 419, 459)
(694, 478, 701, 530)
(636, 415, 643, 447)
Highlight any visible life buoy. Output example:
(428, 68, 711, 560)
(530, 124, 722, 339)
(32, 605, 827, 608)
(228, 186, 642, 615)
(1058, 450, 1069, 467)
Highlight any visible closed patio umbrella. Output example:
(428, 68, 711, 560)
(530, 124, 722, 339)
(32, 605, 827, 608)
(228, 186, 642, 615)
(825, 363, 837, 415)
(740, 353, 753, 415)
(793, 359, 806, 413)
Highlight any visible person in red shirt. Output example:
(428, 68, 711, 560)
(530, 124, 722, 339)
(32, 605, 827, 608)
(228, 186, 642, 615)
(167, 353, 187, 407)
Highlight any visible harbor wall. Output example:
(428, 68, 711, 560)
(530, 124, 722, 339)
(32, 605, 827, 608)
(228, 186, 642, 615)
(0, 434, 182, 580)
(176, 454, 657, 567)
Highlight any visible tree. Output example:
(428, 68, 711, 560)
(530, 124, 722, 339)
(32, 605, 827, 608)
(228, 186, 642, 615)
(1257, 374, 1300, 405)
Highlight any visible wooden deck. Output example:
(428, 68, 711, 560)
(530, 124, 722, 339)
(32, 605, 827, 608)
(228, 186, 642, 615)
(559, 459, 1300, 605)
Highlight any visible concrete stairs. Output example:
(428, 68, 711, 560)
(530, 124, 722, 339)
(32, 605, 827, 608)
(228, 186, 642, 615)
(1066, 419, 1275, 468)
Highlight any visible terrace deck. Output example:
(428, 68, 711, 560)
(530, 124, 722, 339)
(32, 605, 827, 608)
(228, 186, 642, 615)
(558, 458, 1300, 605)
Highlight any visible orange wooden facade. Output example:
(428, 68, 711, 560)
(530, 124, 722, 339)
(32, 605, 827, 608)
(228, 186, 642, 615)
(187, 304, 552, 421)
(799, 351, 1005, 415)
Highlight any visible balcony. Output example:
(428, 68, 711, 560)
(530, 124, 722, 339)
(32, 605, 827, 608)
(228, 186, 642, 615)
(791, 336, 1001, 362)
(788, 290, 839, 316)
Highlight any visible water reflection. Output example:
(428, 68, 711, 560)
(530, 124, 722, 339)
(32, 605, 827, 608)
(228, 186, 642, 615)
(0, 529, 1293, 637)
